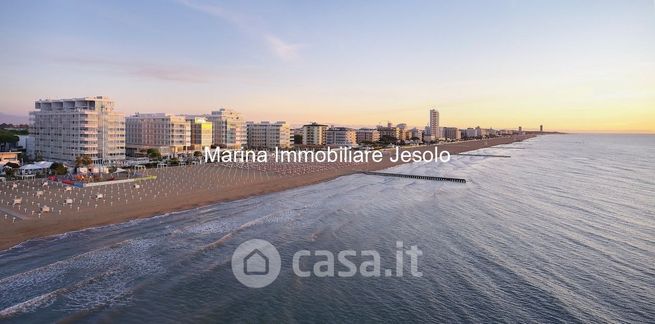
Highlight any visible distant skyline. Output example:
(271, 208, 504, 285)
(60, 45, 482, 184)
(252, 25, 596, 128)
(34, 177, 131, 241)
(1, 0, 654, 133)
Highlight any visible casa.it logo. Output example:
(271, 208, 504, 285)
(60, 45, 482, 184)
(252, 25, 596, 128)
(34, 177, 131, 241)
(232, 239, 423, 288)
(231, 239, 281, 288)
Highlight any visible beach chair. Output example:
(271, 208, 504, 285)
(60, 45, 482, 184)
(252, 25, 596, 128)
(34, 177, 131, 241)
(96, 193, 104, 200)
(64, 186, 72, 192)
(36, 190, 44, 197)
(41, 206, 51, 213)
(13, 198, 21, 206)
(65, 198, 73, 205)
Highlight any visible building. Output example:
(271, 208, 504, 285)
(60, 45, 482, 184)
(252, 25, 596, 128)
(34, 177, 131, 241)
(246, 121, 291, 149)
(30, 96, 125, 164)
(0, 152, 20, 167)
(429, 108, 439, 140)
(410, 128, 423, 139)
(376, 125, 400, 141)
(187, 117, 213, 150)
(126, 113, 191, 156)
(326, 127, 357, 146)
(302, 122, 328, 146)
(356, 128, 380, 144)
(207, 109, 247, 148)
(465, 128, 476, 138)
(540, 125, 543, 132)
(17, 135, 35, 159)
(443, 127, 461, 140)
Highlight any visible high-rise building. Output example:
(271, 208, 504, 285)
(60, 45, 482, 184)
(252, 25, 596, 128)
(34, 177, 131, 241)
(187, 117, 213, 149)
(356, 128, 380, 143)
(246, 121, 291, 149)
(326, 127, 357, 146)
(206, 109, 246, 148)
(30, 96, 125, 164)
(429, 108, 439, 140)
(302, 122, 328, 145)
(126, 113, 191, 156)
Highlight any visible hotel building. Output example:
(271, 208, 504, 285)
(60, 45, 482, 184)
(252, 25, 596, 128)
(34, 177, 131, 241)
(302, 122, 328, 146)
(355, 128, 380, 143)
(443, 127, 461, 140)
(125, 113, 191, 156)
(30, 96, 125, 164)
(246, 121, 291, 149)
(326, 127, 357, 146)
(206, 109, 246, 148)
(376, 125, 400, 140)
(187, 117, 213, 150)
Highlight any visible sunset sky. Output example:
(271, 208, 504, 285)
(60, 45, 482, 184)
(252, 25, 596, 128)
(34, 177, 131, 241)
(1, 0, 654, 132)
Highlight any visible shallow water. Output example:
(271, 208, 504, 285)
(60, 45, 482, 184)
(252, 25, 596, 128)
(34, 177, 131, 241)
(1, 134, 654, 323)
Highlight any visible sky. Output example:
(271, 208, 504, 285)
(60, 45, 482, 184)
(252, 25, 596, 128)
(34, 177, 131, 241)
(1, 0, 654, 132)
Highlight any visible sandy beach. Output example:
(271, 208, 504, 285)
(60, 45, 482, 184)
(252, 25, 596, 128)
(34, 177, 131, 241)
(0, 135, 534, 250)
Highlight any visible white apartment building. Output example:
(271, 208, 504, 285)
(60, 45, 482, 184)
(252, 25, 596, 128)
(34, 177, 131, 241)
(246, 121, 291, 149)
(356, 128, 380, 143)
(125, 113, 191, 156)
(30, 96, 125, 164)
(302, 122, 328, 146)
(206, 109, 246, 148)
(187, 117, 213, 149)
(326, 127, 357, 146)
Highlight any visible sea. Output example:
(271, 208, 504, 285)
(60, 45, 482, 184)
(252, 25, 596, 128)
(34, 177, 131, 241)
(0, 134, 653, 323)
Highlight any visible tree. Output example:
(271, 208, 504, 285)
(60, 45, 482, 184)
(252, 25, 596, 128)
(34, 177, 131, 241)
(378, 135, 397, 144)
(4, 167, 15, 178)
(4, 162, 19, 169)
(75, 155, 93, 167)
(50, 162, 68, 175)
(193, 151, 202, 157)
(0, 129, 19, 144)
(147, 148, 162, 160)
(293, 134, 303, 144)
(169, 158, 179, 166)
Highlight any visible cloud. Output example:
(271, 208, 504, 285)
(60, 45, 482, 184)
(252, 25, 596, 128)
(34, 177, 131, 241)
(55, 56, 214, 83)
(177, 0, 303, 61)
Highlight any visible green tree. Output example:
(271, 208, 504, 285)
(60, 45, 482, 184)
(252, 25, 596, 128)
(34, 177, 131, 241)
(0, 129, 19, 144)
(50, 162, 68, 175)
(293, 134, 303, 144)
(4, 167, 16, 178)
(193, 151, 202, 157)
(147, 148, 162, 160)
(378, 135, 397, 144)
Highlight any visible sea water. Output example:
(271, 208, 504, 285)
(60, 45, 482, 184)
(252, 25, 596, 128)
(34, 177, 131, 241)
(0, 134, 653, 322)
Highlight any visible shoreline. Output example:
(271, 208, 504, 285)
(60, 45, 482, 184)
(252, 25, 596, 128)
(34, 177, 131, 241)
(0, 135, 536, 251)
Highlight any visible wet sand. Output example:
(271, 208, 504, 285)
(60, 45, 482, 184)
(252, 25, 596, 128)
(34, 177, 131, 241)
(0, 135, 534, 250)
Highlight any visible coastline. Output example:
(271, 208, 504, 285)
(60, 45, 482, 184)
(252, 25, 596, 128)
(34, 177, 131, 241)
(0, 135, 535, 251)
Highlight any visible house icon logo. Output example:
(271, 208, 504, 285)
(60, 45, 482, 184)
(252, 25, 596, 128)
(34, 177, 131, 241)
(244, 249, 269, 275)
(232, 239, 281, 288)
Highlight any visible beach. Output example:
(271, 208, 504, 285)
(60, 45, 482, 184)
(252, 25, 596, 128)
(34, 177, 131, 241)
(0, 135, 533, 251)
